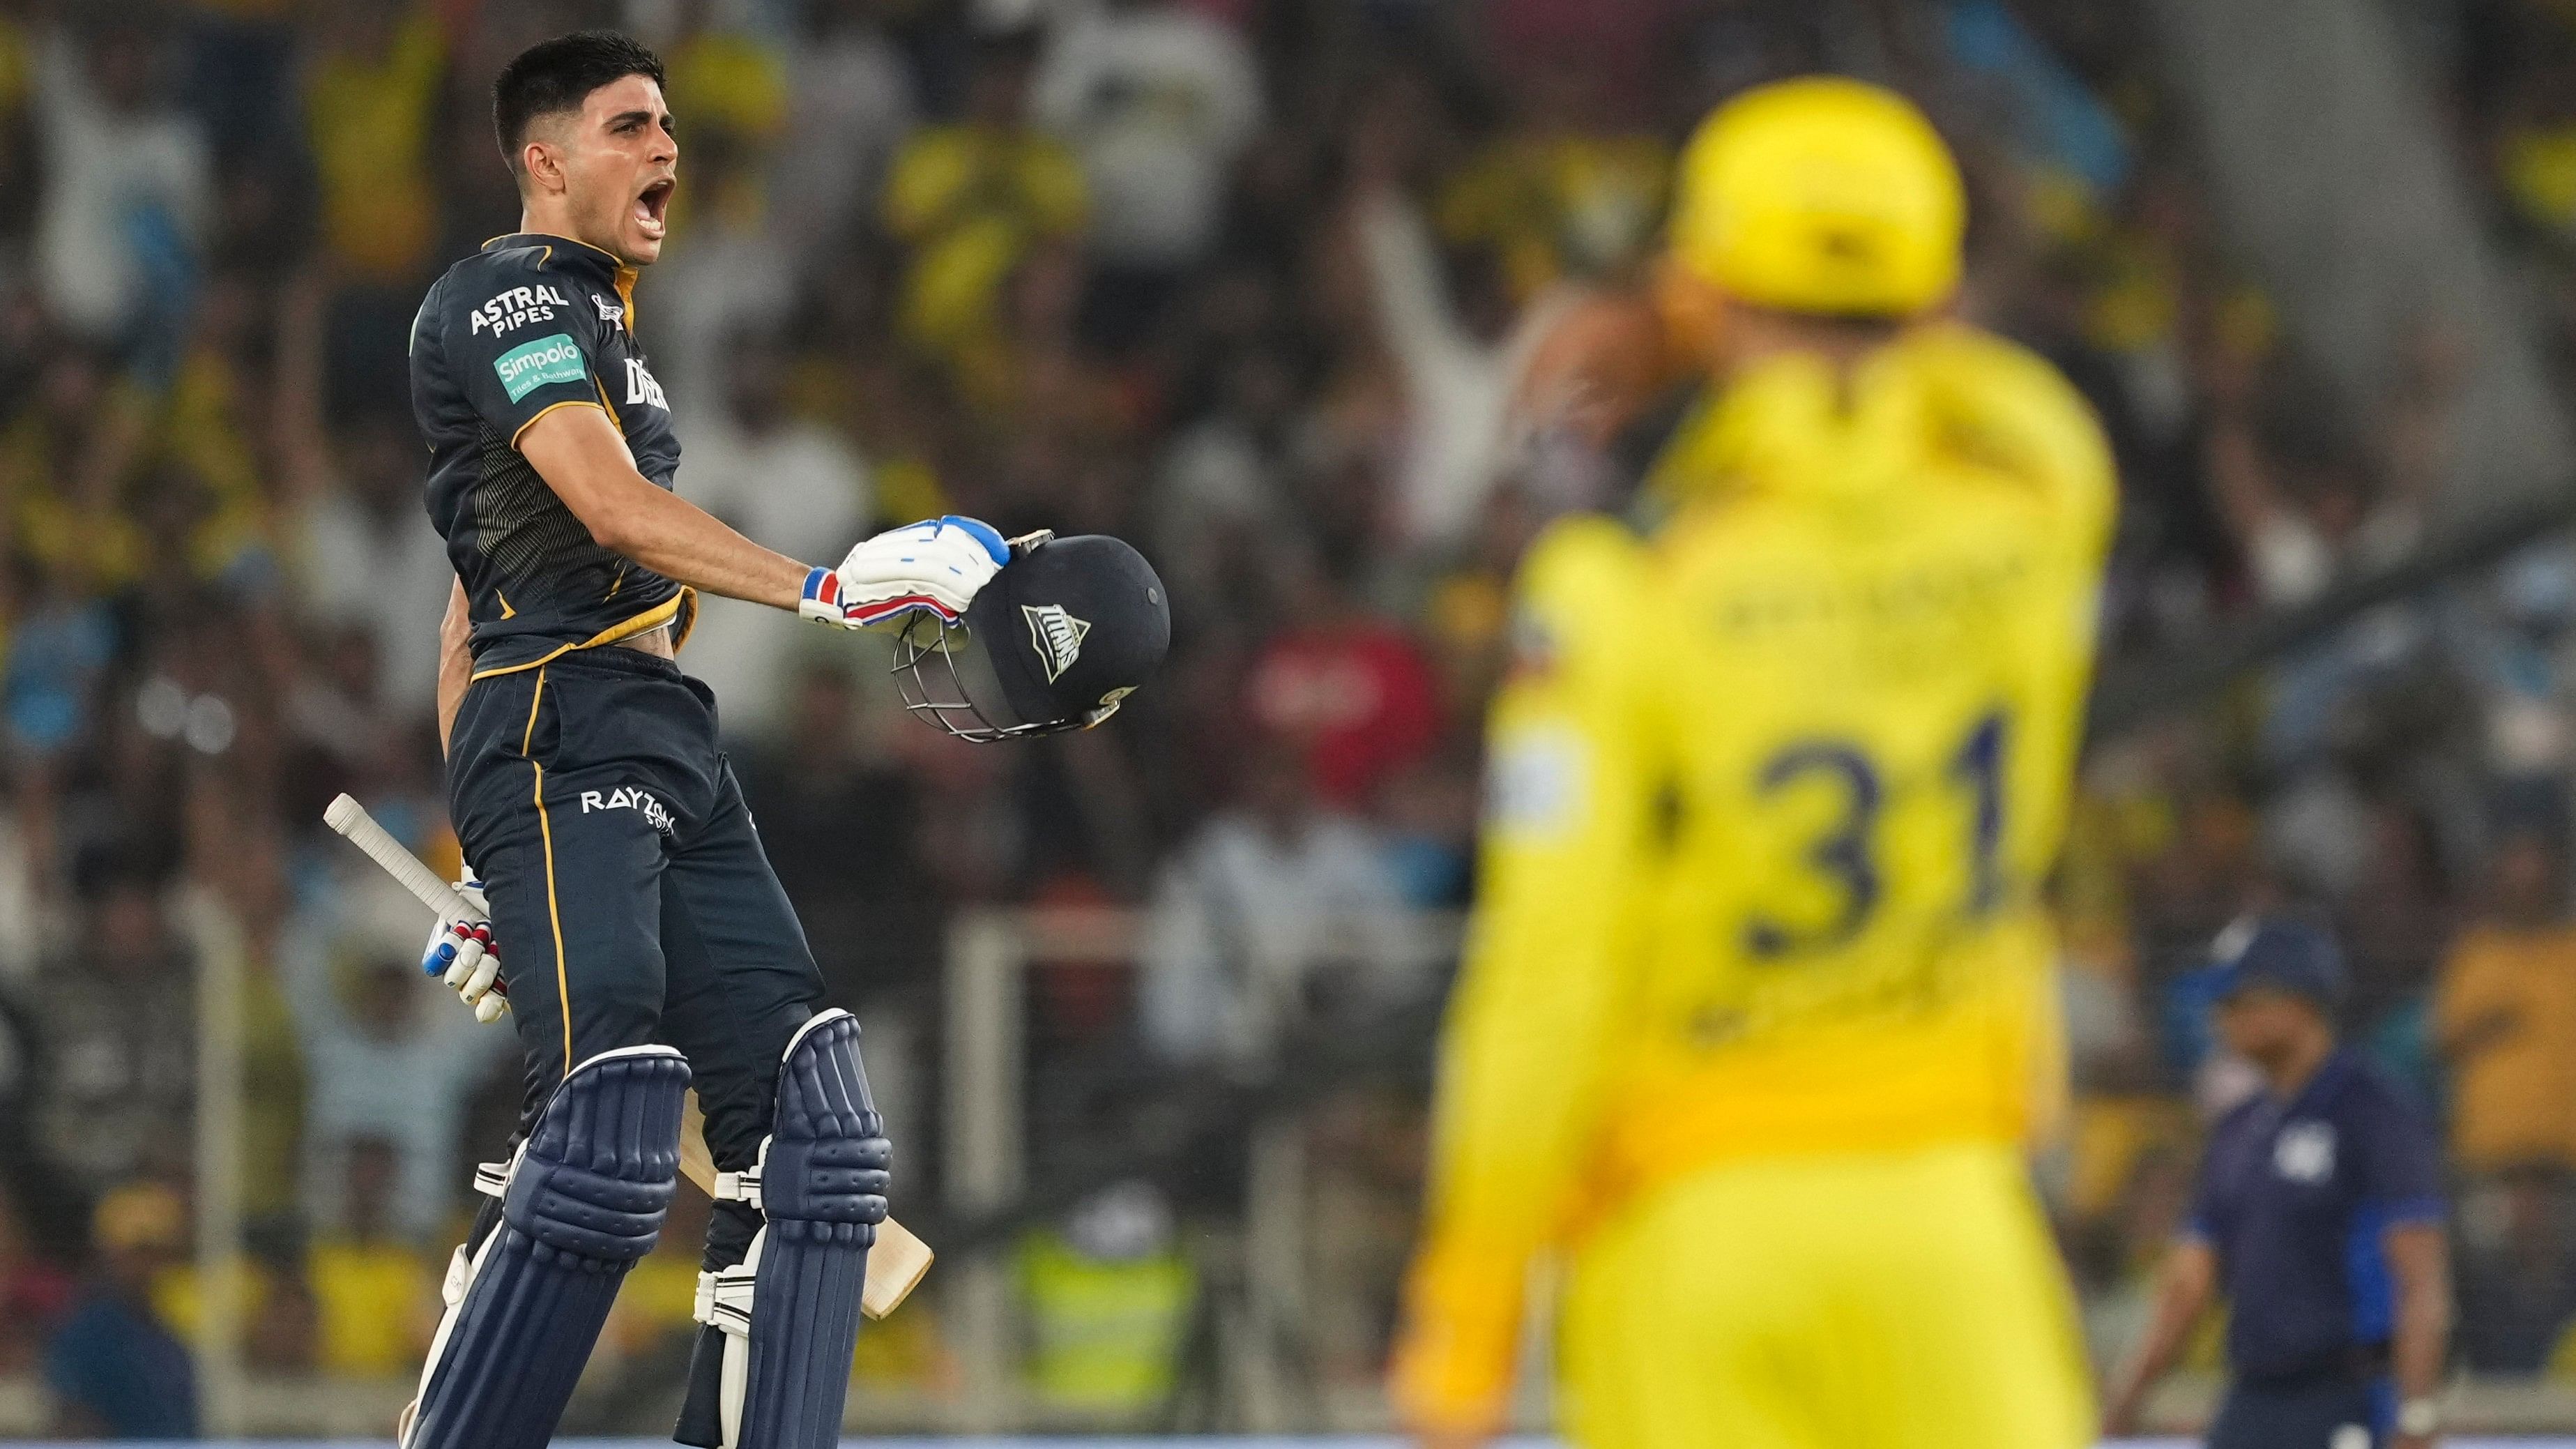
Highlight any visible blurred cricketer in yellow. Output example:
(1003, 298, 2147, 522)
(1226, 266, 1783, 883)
(1390, 78, 2113, 1449)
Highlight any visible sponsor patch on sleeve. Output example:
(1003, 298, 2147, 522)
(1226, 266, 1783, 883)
(493, 333, 588, 402)
(1484, 724, 1585, 841)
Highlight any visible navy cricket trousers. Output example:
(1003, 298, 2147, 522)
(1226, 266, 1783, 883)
(2207, 1372, 2392, 1449)
(446, 644, 827, 1266)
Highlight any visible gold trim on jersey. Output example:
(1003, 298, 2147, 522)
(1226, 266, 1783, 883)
(467, 593, 688, 681)
(509, 398, 604, 450)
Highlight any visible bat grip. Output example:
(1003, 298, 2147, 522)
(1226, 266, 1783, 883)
(324, 793, 475, 919)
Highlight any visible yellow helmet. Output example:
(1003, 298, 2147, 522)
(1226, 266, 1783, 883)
(1669, 77, 1965, 317)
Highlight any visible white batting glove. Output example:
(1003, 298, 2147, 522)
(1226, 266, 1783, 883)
(798, 515, 1010, 630)
(421, 871, 508, 1024)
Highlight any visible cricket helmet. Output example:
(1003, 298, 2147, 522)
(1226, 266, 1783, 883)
(1669, 77, 1965, 318)
(892, 531, 1171, 741)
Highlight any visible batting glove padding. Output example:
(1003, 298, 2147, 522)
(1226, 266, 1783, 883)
(422, 872, 508, 1024)
(799, 516, 1009, 630)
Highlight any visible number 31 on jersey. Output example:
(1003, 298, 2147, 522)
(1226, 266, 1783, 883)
(1743, 707, 2011, 959)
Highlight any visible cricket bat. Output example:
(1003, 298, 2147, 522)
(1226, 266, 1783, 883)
(323, 793, 933, 1319)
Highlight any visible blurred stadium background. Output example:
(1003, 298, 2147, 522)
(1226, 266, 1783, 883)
(17, 0, 2576, 1442)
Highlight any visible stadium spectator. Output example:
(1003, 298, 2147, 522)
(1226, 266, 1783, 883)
(736, 664, 940, 1013)
(43, 1181, 196, 1439)
(1242, 545, 1442, 810)
(1032, 0, 1261, 349)
(305, 1137, 436, 1377)
(644, 9, 797, 428)
(2453, 1162, 2576, 1376)
(883, 20, 1085, 402)
(273, 258, 452, 719)
(770, 0, 917, 273)
(1348, 179, 1530, 552)
(0, 1180, 73, 1376)
(31, 871, 195, 1196)
(277, 871, 510, 1241)
(30, 17, 210, 375)
(1149, 340, 1304, 617)
(1016, 1181, 1194, 1411)
(1139, 738, 1406, 1068)
(300, 0, 444, 288)
(1433, 68, 1668, 305)
(669, 331, 873, 743)
(2438, 826, 2576, 1174)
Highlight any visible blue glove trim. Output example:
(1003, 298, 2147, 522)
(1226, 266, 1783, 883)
(936, 515, 1012, 566)
(800, 565, 835, 606)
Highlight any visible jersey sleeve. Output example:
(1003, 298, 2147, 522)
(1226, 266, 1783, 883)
(442, 255, 604, 448)
(1389, 516, 1661, 1434)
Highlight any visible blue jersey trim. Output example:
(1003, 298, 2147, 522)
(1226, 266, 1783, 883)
(2345, 1204, 2398, 1343)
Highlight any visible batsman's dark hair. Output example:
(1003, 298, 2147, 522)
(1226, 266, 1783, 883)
(492, 30, 666, 175)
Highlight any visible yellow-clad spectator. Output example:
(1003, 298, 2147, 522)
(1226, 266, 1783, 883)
(149, 277, 279, 584)
(0, 6, 28, 117)
(2438, 828, 2576, 1174)
(884, 26, 1085, 395)
(3, 278, 281, 598)
(1438, 98, 1668, 302)
(307, 1139, 439, 1377)
(2501, 121, 2576, 248)
(0, 348, 151, 591)
(52, 1182, 197, 1439)
(666, 16, 786, 142)
(1016, 1183, 1195, 1411)
(305, 0, 445, 283)
(663, 10, 788, 234)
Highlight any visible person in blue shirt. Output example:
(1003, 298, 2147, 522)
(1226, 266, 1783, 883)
(2104, 917, 2452, 1448)
(44, 1182, 196, 1440)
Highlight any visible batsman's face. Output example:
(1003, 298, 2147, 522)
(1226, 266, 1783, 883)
(548, 74, 678, 264)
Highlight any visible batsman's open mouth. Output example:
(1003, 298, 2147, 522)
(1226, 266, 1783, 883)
(634, 178, 674, 239)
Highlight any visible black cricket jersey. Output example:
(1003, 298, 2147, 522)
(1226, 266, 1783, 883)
(410, 232, 695, 678)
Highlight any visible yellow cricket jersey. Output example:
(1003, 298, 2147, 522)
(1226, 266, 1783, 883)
(1394, 321, 2114, 1431)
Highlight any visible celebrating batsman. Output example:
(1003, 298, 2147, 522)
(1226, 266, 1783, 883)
(400, 30, 1167, 1449)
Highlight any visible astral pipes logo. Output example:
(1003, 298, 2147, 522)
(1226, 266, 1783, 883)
(493, 333, 587, 402)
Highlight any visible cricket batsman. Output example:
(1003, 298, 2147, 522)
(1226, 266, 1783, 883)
(1391, 78, 2114, 1449)
(399, 31, 1168, 1449)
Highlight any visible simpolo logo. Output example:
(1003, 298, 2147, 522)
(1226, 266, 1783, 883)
(494, 333, 588, 402)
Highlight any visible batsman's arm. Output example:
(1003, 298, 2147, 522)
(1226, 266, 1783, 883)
(518, 404, 809, 609)
(1391, 518, 1656, 1442)
(438, 577, 471, 757)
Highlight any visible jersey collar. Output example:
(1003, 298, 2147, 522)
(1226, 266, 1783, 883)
(2273, 1047, 2356, 1115)
(480, 233, 640, 333)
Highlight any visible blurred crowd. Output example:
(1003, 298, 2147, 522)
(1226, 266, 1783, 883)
(6, 0, 2576, 1434)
